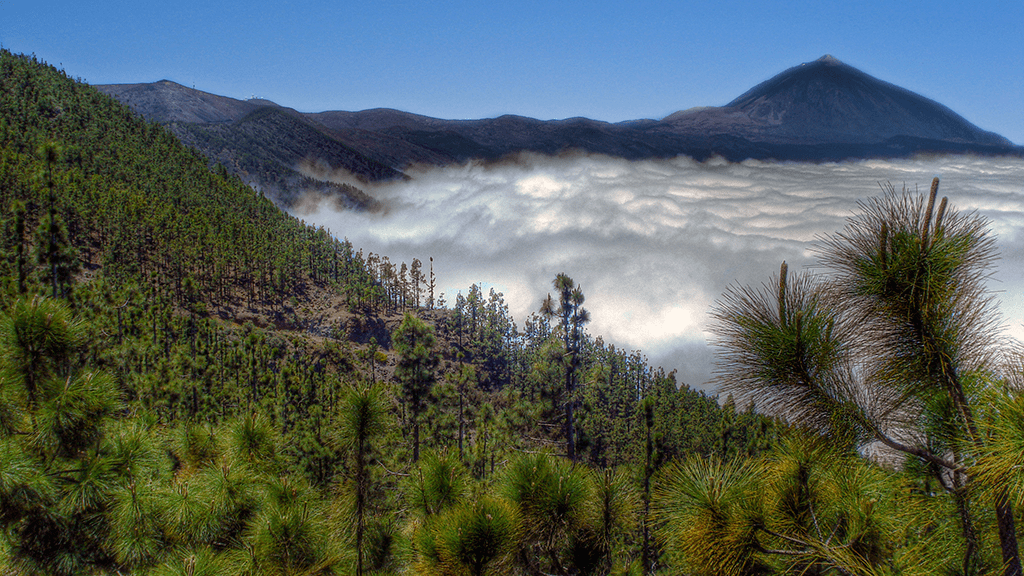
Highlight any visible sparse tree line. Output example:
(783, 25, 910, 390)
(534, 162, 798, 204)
(346, 252, 438, 315)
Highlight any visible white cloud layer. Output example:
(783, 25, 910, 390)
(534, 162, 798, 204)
(295, 153, 1024, 393)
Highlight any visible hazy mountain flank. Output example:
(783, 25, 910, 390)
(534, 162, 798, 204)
(96, 56, 1021, 209)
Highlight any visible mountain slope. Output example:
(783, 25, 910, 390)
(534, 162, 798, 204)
(167, 106, 397, 209)
(97, 81, 402, 210)
(95, 79, 261, 123)
(96, 56, 1022, 192)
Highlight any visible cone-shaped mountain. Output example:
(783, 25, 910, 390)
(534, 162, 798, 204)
(660, 55, 1010, 146)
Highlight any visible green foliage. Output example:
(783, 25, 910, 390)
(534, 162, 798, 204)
(33, 370, 120, 459)
(500, 452, 594, 573)
(151, 547, 240, 576)
(587, 466, 640, 574)
(102, 422, 168, 569)
(710, 180, 1024, 575)
(0, 48, 379, 313)
(107, 480, 165, 570)
(712, 264, 864, 445)
(540, 273, 590, 461)
(249, 497, 341, 576)
(188, 461, 262, 549)
(223, 413, 280, 471)
(176, 422, 220, 469)
(406, 449, 470, 518)
(0, 296, 84, 414)
(653, 454, 764, 575)
(333, 382, 394, 575)
(338, 383, 388, 454)
(33, 211, 79, 298)
(653, 431, 924, 576)
(434, 496, 519, 576)
(104, 420, 169, 484)
(0, 438, 54, 526)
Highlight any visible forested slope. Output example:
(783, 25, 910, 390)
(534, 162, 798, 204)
(9, 47, 1021, 576)
(0, 50, 777, 575)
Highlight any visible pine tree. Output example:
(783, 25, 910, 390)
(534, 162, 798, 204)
(11, 199, 27, 294)
(337, 382, 387, 576)
(540, 273, 590, 461)
(434, 496, 519, 576)
(710, 179, 1022, 575)
(394, 313, 439, 463)
(500, 452, 591, 574)
(0, 296, 83, 420)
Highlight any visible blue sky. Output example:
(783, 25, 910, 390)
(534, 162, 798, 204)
(3, 0, 1022, 143)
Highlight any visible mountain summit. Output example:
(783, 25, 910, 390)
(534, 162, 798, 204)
(96, 56, 1021, 204)
(660, 55, 1011, 147)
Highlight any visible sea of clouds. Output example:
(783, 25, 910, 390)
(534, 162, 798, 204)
(295, 153, 1024, 393)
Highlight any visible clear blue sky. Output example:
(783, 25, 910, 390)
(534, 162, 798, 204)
(3, 0, 1022, 144)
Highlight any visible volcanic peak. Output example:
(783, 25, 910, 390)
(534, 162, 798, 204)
(713, 55, 1012, 147)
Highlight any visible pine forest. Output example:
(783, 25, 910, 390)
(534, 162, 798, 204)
(3, 49, 1024, 576)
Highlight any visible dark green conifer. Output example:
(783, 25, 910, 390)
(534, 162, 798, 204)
(394, 313, 439, 463)
(337, 382, 387, 576)
(540, 273, 590, 461)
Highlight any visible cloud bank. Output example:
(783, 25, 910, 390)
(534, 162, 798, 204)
(295, 153, 1024, 392)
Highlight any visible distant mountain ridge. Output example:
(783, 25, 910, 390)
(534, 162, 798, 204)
(95, 56, 1021, 209)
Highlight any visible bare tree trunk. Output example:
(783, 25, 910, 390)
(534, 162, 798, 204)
(413, 417, 420, 463)
(953, 480, 980, 576)
(565, 368, 575, 461)
(997, 493, 1022, 576)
